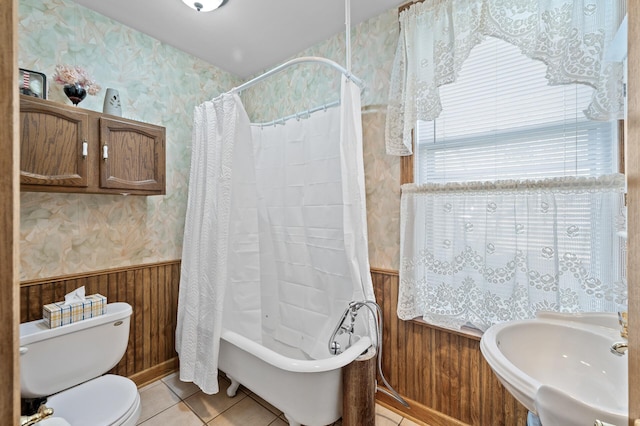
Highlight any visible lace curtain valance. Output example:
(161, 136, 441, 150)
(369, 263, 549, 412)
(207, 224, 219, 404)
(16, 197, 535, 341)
(385, 0, 626, 156)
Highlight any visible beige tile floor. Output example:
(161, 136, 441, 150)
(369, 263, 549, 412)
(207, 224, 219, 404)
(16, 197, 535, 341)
(136, 372, 425, 426)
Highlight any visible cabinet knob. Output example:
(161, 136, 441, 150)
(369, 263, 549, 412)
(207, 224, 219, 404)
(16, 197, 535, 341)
(82, 141, 88, 158)
(103, 145, 109, 160)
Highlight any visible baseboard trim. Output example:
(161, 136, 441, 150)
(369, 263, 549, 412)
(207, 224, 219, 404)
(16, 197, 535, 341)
(129, 357, 179, 388)
(376, 392, 469, 426)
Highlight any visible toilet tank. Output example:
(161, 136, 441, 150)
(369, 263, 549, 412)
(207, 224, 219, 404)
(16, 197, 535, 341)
(20, 302, 133, 398)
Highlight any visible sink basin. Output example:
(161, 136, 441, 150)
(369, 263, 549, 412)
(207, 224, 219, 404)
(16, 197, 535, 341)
(480, 314, 628, 426)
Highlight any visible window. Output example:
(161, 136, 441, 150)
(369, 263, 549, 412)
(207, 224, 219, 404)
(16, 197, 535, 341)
(398, 36, 626, 332)
(414, 37, 618, 184)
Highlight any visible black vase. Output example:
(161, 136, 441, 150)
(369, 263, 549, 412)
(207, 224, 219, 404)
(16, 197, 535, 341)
(63, 83, 87, 106)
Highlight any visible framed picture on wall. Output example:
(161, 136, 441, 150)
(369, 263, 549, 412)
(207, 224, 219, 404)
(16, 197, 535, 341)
(19, 68, 47, 99)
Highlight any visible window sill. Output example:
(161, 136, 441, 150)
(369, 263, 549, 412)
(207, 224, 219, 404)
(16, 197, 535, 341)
(408, 317, 484, 342)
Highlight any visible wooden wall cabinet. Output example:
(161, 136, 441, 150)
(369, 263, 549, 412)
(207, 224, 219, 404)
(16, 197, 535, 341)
(20, 95, 165, 195)
(20, 98, 89, 188)
(100, 117, 165, 192)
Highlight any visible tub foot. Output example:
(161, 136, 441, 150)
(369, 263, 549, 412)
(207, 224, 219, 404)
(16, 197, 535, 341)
(226, 375, 240, 398)
(284, 413, 301, 426)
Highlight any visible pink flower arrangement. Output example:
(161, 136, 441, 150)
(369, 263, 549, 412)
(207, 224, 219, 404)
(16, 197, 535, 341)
(53, 64, 101, 96)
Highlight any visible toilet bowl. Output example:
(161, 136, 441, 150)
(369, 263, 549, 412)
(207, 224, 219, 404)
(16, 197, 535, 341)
(19, 303, 141, 425)
(46, 375, 141, 425)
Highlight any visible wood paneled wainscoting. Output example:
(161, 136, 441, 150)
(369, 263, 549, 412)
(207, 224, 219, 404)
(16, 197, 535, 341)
(371, 268, 529, 426)
(20, 263, 528, 424)
(20, 260, 181, 387)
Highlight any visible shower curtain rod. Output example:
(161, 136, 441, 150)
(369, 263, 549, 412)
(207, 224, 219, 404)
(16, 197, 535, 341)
(252, 99, 340, 127)
(227, 56, 365, 95)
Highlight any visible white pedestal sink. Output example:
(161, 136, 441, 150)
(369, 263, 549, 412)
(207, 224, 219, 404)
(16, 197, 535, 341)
(480, 313, 628, 426)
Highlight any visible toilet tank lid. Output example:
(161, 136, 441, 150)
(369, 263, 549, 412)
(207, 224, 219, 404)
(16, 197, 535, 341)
(20, 302, 132, 346)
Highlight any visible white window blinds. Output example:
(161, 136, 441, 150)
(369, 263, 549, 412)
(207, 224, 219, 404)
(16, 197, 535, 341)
(414, 37, 617, 184)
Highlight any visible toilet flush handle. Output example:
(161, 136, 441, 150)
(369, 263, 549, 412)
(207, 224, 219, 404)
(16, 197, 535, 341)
(19, 347, 28, 355)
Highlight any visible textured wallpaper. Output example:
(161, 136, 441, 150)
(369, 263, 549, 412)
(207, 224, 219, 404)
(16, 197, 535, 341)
(18, 0, 242, 280)
(242, 9, 399, 123)
(19, 0, 401, 280)
(362, 106, 400, 271)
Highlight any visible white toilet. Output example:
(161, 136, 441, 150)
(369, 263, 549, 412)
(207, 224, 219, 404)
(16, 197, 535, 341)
(20, 302, 141, 426)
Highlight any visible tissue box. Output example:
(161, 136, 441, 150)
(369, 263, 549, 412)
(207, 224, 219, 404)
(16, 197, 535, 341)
(42, 294, 107, 329)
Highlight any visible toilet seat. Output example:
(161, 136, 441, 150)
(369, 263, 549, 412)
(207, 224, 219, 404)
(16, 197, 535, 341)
(46, 374, 140, 426)
(32, 418, 71, 426)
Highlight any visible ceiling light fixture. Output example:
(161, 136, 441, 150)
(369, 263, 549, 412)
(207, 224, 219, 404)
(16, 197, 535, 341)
(182, 0, 224, 12)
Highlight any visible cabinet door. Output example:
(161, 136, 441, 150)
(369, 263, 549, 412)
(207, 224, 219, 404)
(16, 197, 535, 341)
(99, 117, 165, 193)
(20, 98, 89, 187)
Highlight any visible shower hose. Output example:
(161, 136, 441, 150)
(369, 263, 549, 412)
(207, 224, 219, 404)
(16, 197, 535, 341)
(329, 300, 410, 408)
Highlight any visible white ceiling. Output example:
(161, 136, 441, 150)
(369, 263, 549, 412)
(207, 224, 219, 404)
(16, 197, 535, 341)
(71, 0, 405, 79)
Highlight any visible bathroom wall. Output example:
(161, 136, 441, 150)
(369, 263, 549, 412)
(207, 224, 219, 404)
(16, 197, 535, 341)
(241, 8, 398, 121)
(17, 2, 526, 423)
(18, 0, 242, 281)
(18, 0, 402, 279)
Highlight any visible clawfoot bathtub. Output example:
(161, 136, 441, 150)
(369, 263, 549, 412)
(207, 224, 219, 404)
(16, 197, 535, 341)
(218, 329, 372, 426)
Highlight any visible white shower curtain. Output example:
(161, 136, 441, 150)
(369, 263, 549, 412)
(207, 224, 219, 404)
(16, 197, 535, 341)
(177, 77, 374, 393)
(244, 78, 374, 359)
(176, 93, 256, 394)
